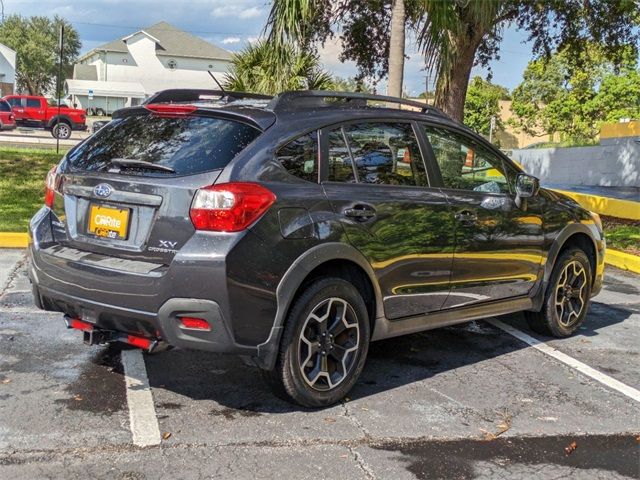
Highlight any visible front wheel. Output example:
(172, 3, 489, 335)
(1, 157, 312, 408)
(51, 122, 71, 139)
(526, 248, 592, 337)
(263, 277, 370, 407)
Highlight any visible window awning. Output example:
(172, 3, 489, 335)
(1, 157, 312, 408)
(65, 79, 146, 98)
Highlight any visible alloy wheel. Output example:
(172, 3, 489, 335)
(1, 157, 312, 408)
(297, 297, 360, 391)
(554, 260, 588, 327)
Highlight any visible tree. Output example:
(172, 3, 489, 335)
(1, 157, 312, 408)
(510, 45, 640, 142)
(224, 40, 333, 95)
(463, 76, 509, 138)
(0, 15, 80, 95)
(266, 0, 639, 121)
(386, 0, 406, 98)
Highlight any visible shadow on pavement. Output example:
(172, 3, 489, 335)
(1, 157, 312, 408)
(142, 303, 633, 414)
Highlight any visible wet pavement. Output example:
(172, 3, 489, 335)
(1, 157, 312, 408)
(0, 249, 638, 479)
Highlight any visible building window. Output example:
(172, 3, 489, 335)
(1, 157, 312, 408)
(167, 59, 177, 70)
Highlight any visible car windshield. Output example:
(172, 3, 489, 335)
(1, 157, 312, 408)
(64, 113, 261, 176)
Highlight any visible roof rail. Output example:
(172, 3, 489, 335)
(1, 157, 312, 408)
(143, 89, 272, 105)
(267, 90, 449, 117)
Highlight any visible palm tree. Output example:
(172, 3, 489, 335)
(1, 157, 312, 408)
(387, 0, 406, 98)
(266, 0, 408, 98)
(224, 40, 333, 95)
(416, 0, 507, 121)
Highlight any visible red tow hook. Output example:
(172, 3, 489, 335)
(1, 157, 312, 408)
(64, 315, 160, 352)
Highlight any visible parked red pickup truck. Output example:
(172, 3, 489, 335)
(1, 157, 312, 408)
(2, 95, 87, 139)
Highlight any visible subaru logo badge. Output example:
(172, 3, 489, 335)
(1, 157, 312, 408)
(94, 183, 113, 198)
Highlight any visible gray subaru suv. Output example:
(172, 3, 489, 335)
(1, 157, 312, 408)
(28, 89, 605, 407)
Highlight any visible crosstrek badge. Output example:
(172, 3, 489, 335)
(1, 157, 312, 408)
(88, 204, 130, 239)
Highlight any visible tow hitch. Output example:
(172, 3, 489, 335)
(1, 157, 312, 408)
(64, 315, 165, 353)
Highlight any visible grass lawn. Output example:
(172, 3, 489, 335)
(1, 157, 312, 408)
(602, 216, 640, 256)
(0, 147, 64, 232)
(0, 146, 638, 257)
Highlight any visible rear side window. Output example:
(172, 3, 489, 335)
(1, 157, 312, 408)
(329, 122, 428, 187)
(26, 98, 40, 108)
(65, 114, 261, 176)
(0, 100, 10, 112)
(276, 132, 318, 182)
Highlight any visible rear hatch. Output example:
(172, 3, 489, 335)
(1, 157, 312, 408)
(49, 106, 263, 265)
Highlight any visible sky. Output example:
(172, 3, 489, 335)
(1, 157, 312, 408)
(5, 0, 535, 96)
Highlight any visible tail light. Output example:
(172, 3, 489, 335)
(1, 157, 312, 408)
(44, 165, 58, 208)
(190, 182, 276, 232)
(145, 104, 197, 117)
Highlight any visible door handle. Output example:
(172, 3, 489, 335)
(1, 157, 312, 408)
(344, 205, 376, 221)
(455, 211, 478, 223)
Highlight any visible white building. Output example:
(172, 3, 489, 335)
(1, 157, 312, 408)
(0, 43, 17, 96)
(66, 21, 233, 114)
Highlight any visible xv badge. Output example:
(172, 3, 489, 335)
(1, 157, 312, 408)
(159, 240, 178, 249)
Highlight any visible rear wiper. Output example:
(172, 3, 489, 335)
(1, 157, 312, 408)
(109, 158, 176, 173)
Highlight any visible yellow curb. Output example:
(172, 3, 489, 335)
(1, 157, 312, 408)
(0, 232, 29, 249)
(553, 189, 640, 220)
(605, 248, 640, 273)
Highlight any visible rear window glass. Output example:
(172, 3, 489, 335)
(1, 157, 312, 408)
(65, 113, 260, 176)
(26, 98, 40, 108)
(0, 100, 10, 112)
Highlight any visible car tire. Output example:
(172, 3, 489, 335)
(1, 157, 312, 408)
(262, 277, 370, 407)
(51, 122, 72, 139)
(525, 248, 592, 337)
(96, 108, 105, 117)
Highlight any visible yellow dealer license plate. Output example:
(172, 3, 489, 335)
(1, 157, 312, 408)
(88, 204, 130, 240)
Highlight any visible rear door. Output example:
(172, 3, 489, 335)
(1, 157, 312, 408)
(50, 109, 262, 265)
(420, 124, 545, 309)
(321, 120, 454, 319)
(24, 97, 44, 125)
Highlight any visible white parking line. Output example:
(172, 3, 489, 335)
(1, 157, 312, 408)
(121, 349, 161, 447)
(488, 318, 640, 403)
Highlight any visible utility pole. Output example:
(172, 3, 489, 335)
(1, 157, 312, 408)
(56, 24, 64, 154)
(489, 115, 496, 144)
(0, 0, 4, 23)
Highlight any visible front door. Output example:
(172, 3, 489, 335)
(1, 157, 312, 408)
(321, 120, 455, 319)
(421, 124, 545, 309)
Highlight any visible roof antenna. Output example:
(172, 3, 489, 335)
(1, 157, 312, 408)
(208, 70, 226, 95)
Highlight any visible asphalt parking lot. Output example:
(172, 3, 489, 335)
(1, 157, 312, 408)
(0, 249, 638, 479)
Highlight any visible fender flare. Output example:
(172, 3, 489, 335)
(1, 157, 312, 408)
(531, 222, 600, 310)
(47, 115, 72, 129)
(255, 242, 383, 370)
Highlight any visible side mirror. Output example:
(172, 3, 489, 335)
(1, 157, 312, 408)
(515, 173, 539, 209)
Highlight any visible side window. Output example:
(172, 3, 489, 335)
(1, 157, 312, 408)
(328, 122, 428, 186)
(327, 127, 356, 182)
(276, 132, 318, 182)
(7, 98, 21, 108)
(423, 126, 512, 194)
(26, 98, 40, 108)
(0, 101, 10, 112)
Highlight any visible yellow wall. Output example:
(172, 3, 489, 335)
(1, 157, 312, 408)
(600, 121, 640, 139)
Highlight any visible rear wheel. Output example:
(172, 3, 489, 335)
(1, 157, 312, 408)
(51, 121, 71, 139)
(526, 248, 592, 337)
(262, 277, 370, 407)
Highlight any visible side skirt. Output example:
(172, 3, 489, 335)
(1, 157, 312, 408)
(371, 296, 533, 341)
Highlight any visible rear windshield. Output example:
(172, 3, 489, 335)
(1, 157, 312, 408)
(0, 100, 10, 112)
(65, 113, 261, 176)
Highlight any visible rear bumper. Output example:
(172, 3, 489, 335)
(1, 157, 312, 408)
(27, 208, 272, 361)
(29, 254, 260, 358)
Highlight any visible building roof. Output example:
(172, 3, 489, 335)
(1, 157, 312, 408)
(81, 21, 232, 61)
(73, 64, 98, 81)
